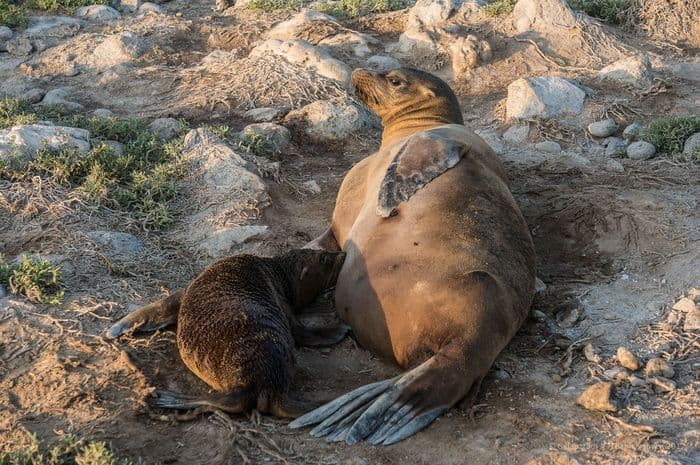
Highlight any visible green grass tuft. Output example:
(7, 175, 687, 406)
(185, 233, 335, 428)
(0, 98, 39, 128)
(0, 254, 64, 304)
(639, 116, 700, 157)
(482, 0, 517, 16)
(567, 0, 629, 24)
(238, 132, 274, 157)
(0, 100, 184, 231)
(245, 0, 302, 12)
(0, 0, 110, 28)
(0, 431, 144, 465)
(314, 0, 409, 18)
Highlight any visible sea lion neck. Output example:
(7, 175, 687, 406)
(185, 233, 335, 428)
(378, 97, 463, 149)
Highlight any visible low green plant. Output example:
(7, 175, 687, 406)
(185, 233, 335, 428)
(482, 0, 517, 16)
(0, 98, 39, 128)
(245, 0, 302, 12)
(567, 0, 629, 24)
(238, 132, 274, 157)
(315, 0, 408, 18)
(0, 431, 144, 465)
(639, 116, 700, 156)
(0, 0, 110, 28)
(0, 101, 184, 231)
(0, 254, 64, 304)
(0, 0, 28, 29)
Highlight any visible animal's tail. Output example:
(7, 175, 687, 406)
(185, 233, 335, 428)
(106, 290, 183, 339)
(290, 347, 485, 445)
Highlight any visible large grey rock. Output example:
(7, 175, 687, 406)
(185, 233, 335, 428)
(76, 5, 122, 21)
(535, 140, 561, 153)
(86, 230, 145, 255)
(243, 107, 285, 123)
(285, 97, 377, 143)
(503, 124, 530, 144)
(178, 128, 271, 258)
(148, 117, 181, 140)
(407, 0, 460, 28)
(117, 0, 142, 12)
(366, 55, 401, 71)
(25, 88, 46, 104)
(93, 108, 115, 118)
(622, 122, 642, 140)
(506, 76, 585, 120)
(627, 141, 656, 160)
(682, 132, 700, 157)
(267, 10, 335, 41)
(25, 16, 82, 39)
(139, 2, 166, 13)
(6, 37, 33, 56)
(603, 137, 628, 158)
(241, 123, 291, 153)
(588, 119, 617, 138)
(0, 124, 91, 163)
(598, 55, 653, 88)
(249, 39, 351, 87)
(39, 88, 85, 113)
(0, 26, 12, 40)
(92, 32, 147, 68)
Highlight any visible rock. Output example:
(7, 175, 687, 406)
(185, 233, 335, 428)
(93, 108, 114, 118)
(616, 347, 640, 371)
(93, 32, 147, 68)
(243, 107, 284, 123)
(0, 26, 12, 40)
(179, 128, 271, 258)
(673, 297, 697, 313)
(6, 37, 33, 56)
(556, 307, 581, 328)
(583, 343, 601, 364)
(39, 88, 84, 113)
(474, 128, 505, 154)
(534, 277, 546, 293)
(24, 16, 82, 39)
(366, 55, 401, 71)
(201, 49, 241, 67)
(266, 10, 335, 41)
(604, 137, 628, 158)
(598, 55, 653, 88)
(684, 309, 700, 331)
(148, 118, 181, 140)
(588, 119, 618, 138)
(85, 230, 145, 255)
(139, 2, 165, 13)
(318, 32, 375, 58)
(689, 288, 700, 303)
(249, 39, 352, 87)
(0, 124, 91, 163)
(394, 26, 440, 61)
(406, 0, 459, 28)
(626, 141, 656, 160)
(0, 284, 7, 299)
(103, 140, 125, 156)
(644, 358, 674, 379)
(284, 97, 377, 142)
(576, 382, 617, 412)
(76, 5, 122, 21)
(648, 377, 676, 393)
(627, 375, 645, 387)
(682, 132, 700, 157)
(603, 367, 629, 384)
(448, 34, 492, 75)
(638, 457, 683, 465)
(506, 76, 586, 120)
(118, 0, 142, 12)
(303, 180, 321, 194)
(241, 123, 291, 153)
(602, 158, 624, 174)
(622, 122, 642, 140)
(503, 124, 530, 144)
(535, 140, 561, 153)
(24, 88, 46, 104)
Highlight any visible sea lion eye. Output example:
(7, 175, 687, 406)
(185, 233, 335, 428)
(388, 77, 403, 87)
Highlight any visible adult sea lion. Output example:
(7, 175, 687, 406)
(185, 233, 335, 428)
(290, 68, 536, 443)
(107, 249, 347, 418)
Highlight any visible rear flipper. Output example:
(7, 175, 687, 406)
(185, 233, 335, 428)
(289, 349, 485, 445)
(155, 389, 316, 419)
(106, 290, 183, 339)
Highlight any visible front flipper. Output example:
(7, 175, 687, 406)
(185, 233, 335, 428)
(290, 350, 483, 445)
(377, 131, 467, 218)
(303, 227, 341, 252)
(106, 290, 183, 339)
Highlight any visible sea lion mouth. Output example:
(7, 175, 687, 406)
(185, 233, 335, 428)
(351, 69, 382, 108)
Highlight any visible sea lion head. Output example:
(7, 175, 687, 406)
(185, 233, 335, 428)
(287, 249, 346, 308)
(352, 67, 464, 132)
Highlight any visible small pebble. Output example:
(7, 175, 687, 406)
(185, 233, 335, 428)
(648, 376, 676, 393)
(303, 180, 321, 194)
(531, 309, 547, 321)
(0, 25, 12, 41)
(556, 307, 581, 328)
(534, 277, 547, 293)
(644, 358, 674, 379)
(622, 122, 642, 140)
(588, 119, 618, 138)
(534, 140, 562, 153)
(551, 373, 562, 383)
(0, 284, 7, 299)
(627, 141, 656, 160)
(627, 375, 645, 387)
(672, 297, 696, 313)
(603, 366, 629, 384)
(583, 343, 601, 364)
(687, 287, 700, 303)
(603, 137, 628, 158)
(616, 347, 640, 371)
(93, 108, 114, 118)
(576, 382, 617, 412)
(665, 311, 680, 325)
(684, 309, 700, 331)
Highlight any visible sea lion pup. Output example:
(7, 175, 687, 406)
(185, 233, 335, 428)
(290, 68, 536, 443)
(106, 249, 347, 418)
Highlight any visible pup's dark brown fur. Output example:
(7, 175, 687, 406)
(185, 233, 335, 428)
(107, 249, 347, 418)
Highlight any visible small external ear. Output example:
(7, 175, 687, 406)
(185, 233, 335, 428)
(421, 87, 436, 98)
(300, 266, 309, 281)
